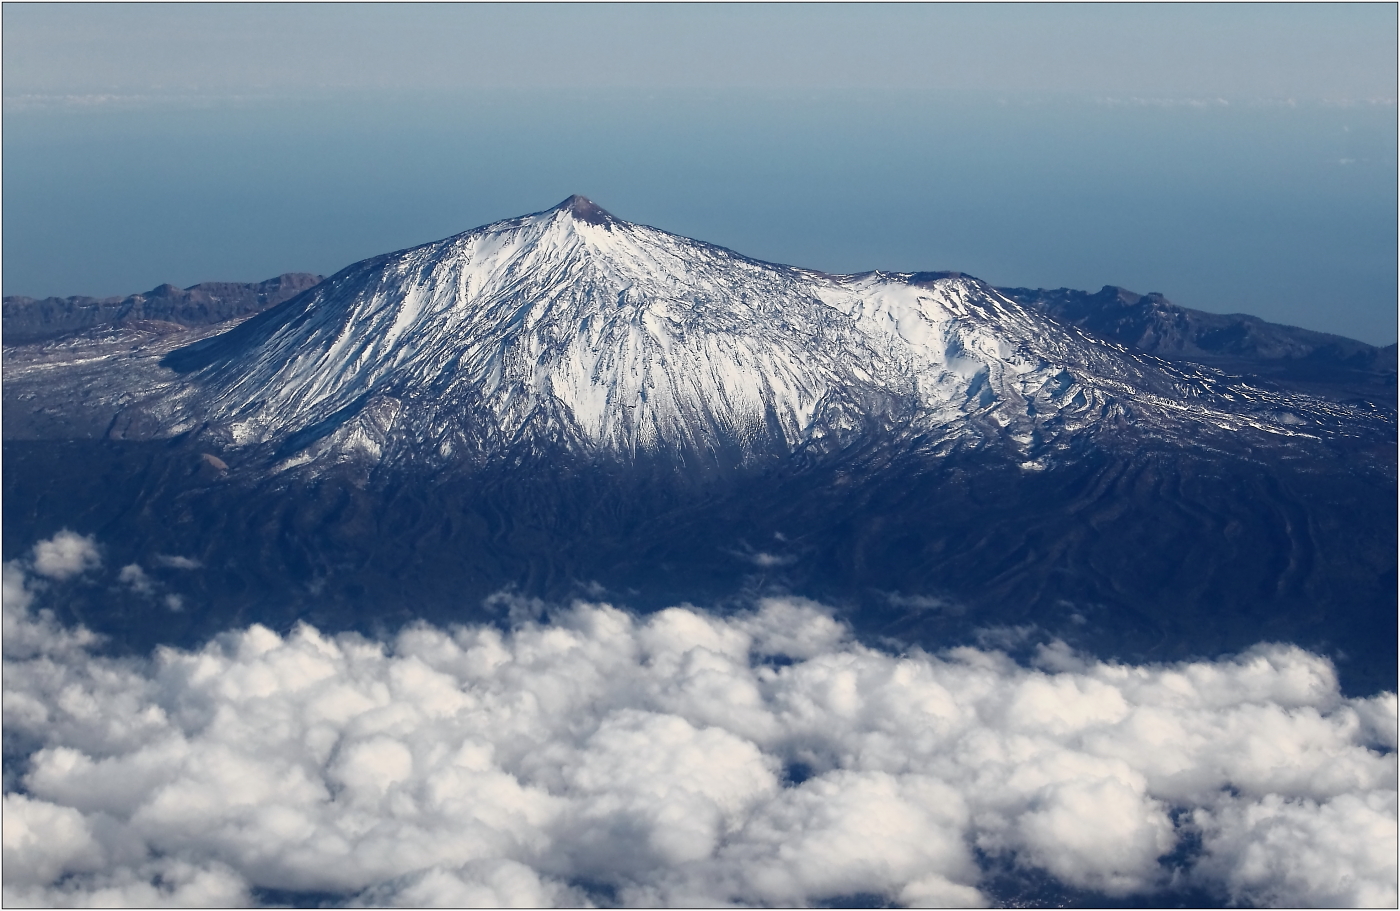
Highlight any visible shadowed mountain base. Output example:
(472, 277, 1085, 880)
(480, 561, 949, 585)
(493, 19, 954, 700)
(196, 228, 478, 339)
(5, 435, 1393, 697)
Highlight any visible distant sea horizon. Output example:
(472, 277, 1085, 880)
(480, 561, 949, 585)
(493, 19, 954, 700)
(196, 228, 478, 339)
(4, 88, 1396, 345)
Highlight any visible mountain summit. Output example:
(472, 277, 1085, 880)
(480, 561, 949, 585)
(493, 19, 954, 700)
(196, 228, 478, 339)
(149, 196, 1371, 475)
(558, 194, 616, 225)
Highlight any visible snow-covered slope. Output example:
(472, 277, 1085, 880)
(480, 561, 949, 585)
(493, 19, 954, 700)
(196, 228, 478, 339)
(154, 196, 1373, 472)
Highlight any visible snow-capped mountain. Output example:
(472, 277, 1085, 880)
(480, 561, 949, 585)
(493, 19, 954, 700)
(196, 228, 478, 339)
(151, 195, 1370, 474)
(4, 196, 1394, 696)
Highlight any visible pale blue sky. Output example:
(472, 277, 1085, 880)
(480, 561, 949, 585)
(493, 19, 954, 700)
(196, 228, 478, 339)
(5, 4, 1395, 98)
(4, 3, 1396, 343)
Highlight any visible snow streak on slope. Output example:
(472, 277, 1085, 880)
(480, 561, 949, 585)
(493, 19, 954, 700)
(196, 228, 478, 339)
(155, 196, 1376, 471)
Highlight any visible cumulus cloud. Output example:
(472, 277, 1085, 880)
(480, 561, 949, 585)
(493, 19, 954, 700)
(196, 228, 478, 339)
(28, 529, 101, 580)
(1192, 791, 1399, 908)
(2, 559, 100, 661)
(117, 561, 191, 609)
(728, 540, 798, 568)
(1, 542, 1395, 908)
(154, 555, 202, 570)
(884, 591, 963, 615)
(118, 563, 155, 595)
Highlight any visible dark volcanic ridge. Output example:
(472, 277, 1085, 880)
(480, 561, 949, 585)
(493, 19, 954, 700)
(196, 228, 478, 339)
(1000, 284, 1397, 406)
(2, 272, 324, 345)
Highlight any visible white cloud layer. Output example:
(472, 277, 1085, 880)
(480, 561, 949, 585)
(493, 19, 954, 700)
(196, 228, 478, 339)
(1, 539, 1395, 908)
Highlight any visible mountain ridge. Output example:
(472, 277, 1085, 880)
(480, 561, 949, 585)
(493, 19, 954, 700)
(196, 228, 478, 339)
(2, 273, 325, 344)
(999, 283, 1397, 405)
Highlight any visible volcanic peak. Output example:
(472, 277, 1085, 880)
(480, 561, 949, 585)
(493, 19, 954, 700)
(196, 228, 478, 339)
(555, 194, 614, 226)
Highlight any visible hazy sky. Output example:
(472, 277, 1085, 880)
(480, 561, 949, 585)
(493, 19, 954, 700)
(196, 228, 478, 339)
(5, 3, 1395, 99)
(3, 3, 1396, 343)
